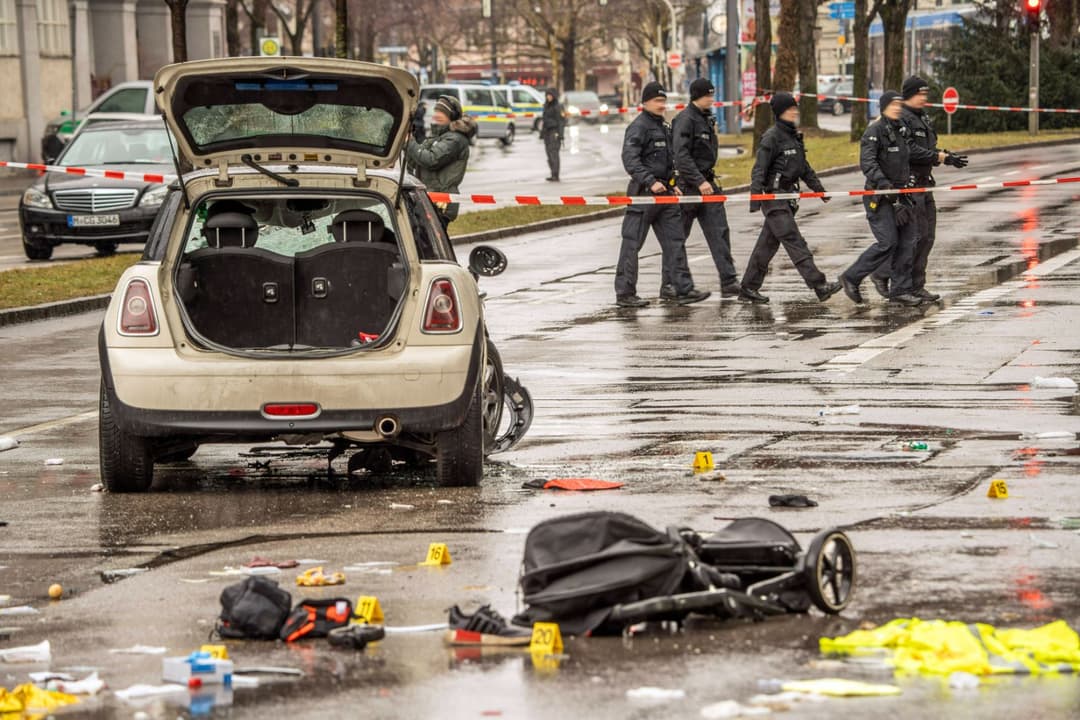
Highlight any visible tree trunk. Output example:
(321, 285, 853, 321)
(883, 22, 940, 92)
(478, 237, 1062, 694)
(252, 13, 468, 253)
(753, 0, 773, 151)
(335, 0, 347, 58)
(165, 0, 189, 63)
(226, 0, 241, 55)
(797, 0, 820, 129)
(879, 0, 911, 92)
(356, 21, 375, 61)
(561, 26, 577, 90)
(851, 0, 875, 141)
(774, 0, 799, 92)
(1046, 0, 1078, 50)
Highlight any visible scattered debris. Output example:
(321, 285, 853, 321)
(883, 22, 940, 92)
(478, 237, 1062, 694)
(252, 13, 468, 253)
(903, 441, 929, 451)
(89, 483, 104, 492)
(436, 499, 455, 505)
(781, 678, 901, 697)
(699, 699, 771, 718)
(1029, 533, 1060, 549)
(48, 584, 62, 600)
(114, 683, 188, 703)
(697, 470, 727, 482)
(522, 478, 625, 491)
(626, 686, 686, 703)
(295, 567, 345, 586)
(232, 675, 260, 689)
(101, 568, 148, 583)
(233, 666, 303, 676)
(43, 458, 64, 466)
(1019, 431, 1076, 441)
(948, 672, 980, 690)
(1032, 376, 1078, 389)
(210, 565, 281, 577)
(0, 606, 39, 617)
(108, 645, 167, 656)
(163, 652, 234, 686)
(389, 503, 416, 510)
(818, 405, 861, 416)
(243, 557, 299, 569)
(0, 437, 18, 452)
(0, 683, 79, 713)
(769, 495, 818, 508)
(0, 640, 51, 663)
(43, 673, 104, 695)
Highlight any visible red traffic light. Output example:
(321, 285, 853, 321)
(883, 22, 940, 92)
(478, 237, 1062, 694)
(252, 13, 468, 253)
(1025, 0, 1040, 9)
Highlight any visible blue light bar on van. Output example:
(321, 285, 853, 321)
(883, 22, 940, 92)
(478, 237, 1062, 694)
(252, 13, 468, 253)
(235, 81, 339, 91)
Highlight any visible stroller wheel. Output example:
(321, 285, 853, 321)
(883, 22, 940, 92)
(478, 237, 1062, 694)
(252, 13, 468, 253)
(803, 530, 856, 614)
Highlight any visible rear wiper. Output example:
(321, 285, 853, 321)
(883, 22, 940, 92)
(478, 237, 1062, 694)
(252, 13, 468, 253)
(240, 154, 298, 187)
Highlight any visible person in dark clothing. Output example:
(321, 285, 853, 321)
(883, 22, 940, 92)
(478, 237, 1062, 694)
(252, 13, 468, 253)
(840, 91, 922, 307)
(541, 88, 564, 182)
(411, 101, 428, 142)
(739, 92, 841, 304)
(614, 81, 710, 308)
(405, 95, 478, 230)
(868, 76, 968, 301)
(665, 78, 741, 299)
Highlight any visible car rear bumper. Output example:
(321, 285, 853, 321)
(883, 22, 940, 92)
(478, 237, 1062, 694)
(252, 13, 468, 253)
(98, 327, 482, 439)
(20, 205, 158, 246)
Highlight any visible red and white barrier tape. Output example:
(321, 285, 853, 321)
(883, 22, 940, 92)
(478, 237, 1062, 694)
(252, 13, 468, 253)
(762, 90, 1080, 115)
(430, 176, 1080, 206)
(3, 159, 1077, 207)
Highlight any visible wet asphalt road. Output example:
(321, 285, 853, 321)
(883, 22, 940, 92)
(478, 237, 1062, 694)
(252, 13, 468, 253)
(1, 142, 1079, 718)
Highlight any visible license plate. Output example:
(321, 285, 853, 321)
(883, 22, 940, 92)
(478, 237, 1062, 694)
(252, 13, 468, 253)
(68, 214, 120, 227)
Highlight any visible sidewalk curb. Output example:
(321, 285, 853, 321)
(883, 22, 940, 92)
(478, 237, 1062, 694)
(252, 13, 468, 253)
(2, 137, 1076, 327)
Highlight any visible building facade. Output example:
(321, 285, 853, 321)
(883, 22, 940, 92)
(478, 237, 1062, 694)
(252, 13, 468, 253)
(0, 0, 226, 162)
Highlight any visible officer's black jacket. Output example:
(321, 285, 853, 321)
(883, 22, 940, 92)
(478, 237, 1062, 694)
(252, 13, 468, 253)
(900, 105, 940, 186)
(541, 100, 564, 137)
(622, 110, 674, 194)
(672, 104, 718, 190)
(860, 117, 911, 190)
(749, 121, 825, 211)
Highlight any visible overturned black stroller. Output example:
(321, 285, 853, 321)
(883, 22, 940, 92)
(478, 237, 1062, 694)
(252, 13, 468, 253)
(512, 512, 856, 636)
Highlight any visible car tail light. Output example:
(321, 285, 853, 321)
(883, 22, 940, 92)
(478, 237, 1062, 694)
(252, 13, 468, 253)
(118, 279, 158, 335)
(263, 403, 320, 418)
(422, 278, 462, 333)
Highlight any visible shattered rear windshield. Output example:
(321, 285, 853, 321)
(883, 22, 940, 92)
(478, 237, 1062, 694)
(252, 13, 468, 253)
(174, 75, 404, 157)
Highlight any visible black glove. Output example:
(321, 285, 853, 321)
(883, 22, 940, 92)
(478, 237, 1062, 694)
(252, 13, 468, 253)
(944, 151, 969, 168)
(894, 201, 914, 227)
(750, 200, 761, 213)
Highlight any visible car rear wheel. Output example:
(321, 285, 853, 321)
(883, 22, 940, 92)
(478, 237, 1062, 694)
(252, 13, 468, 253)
(500, 125, 515, 146)
(99, 381, 154, 492)
(95, 241, 118, 256)
(832, 102, 844, 116)
(435, 380, 484, 487)
(22, 239, 53, 261)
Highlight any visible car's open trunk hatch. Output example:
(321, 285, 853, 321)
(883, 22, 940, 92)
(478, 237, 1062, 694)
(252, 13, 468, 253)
(174, 194, 407, 353)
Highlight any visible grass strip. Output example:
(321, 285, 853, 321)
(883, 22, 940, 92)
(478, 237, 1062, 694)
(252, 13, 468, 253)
(0, 253, 140, 310)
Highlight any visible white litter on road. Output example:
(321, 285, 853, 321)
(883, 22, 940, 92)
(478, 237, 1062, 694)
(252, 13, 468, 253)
(0, 640, 50, 663)
(114, 683, 188, 702)
(700, 699, 771, 718)
(0, 605, 39, 616)
(818, 404, 861, 416)
(383, 623, 448, 635)
(1019, 431, 1076, 441)
(1032, 376, 1078, 389)
(627, 686, 687, 703)
(109, 645, 167, 655)
(1029, 533, 1060, 549)
(46, 672, 106, 695)
(0, 437, 18, 452)
(389, 503, 415, 510)
(44, 458, 64, 466)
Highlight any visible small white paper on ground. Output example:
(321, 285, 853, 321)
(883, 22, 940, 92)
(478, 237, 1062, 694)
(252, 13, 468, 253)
(0, 605, 40, 616)
(109, 645, 167, 655)
(0, 640, 51, 663)
(114, 683, 188, 702)
(700, 700, 771, 718)
(44, 458, 64, 465)
(0, 437, 18, 452)
(626, 686, 687, 703)
(818, 404, 861, 416)
(1032, 376, 1078, 389)
(47, 672, 106, 695)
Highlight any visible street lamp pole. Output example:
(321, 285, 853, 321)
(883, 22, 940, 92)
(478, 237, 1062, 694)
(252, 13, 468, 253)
(656, 0, 679, 90)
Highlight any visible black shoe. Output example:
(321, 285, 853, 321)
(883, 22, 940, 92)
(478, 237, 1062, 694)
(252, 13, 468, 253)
(328, 623, 386, 650)
(676, 288, 711, 305)
(721, 282, 742, 298)
(659, 284, 677, 300)
(915, 288, 941, 301)
(890, 293, 924, 306)
(545, 176, 559, 182)
(738, 288, 769, 304)
(870, 275, 890, 299)
(445, 604, 532, 646)
(814, 281, 842, 302)
(840, 275, 864, 304)
(616, 294, 649, 308)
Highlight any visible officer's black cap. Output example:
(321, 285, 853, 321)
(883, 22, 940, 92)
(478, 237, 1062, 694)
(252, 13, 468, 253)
(641, 82, 668, 103)
(879, 90, 903, 113)
(689, 78, 715, 101)
(902, 76, 929, 100)
(769, 92, 798, 118)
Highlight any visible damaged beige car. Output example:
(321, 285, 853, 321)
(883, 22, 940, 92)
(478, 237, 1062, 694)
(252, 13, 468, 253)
(98, 57, 531, 492)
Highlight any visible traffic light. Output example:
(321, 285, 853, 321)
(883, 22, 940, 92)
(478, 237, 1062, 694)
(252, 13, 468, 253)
(1023, 0, 1041, 28)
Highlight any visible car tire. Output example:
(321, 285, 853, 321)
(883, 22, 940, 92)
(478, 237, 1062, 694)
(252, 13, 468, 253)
(99, 380, 154, 492)
(483, 338, 505, 450)
(22, 239, 53, 261)
(435, 380, 484, 487)
(500, 125, 515, 146)
(832, 102, 844, 116)
(95, 241, 118, 257)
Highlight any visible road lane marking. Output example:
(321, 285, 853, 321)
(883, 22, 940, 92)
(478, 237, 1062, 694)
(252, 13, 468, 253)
(822, 246, 1080, 373)
(1005, 170, 1021, 176)
(845, 211, 864, 219)
(4, 410, 97, 437)
(976, 176, 996, 183)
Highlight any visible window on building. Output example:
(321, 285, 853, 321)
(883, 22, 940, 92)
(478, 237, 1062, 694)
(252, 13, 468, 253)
(0, 0, 17, 56)
(37, 0, 70, 57)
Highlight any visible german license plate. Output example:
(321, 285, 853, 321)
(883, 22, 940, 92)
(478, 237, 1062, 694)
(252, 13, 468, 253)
(68, 214, 119, 227)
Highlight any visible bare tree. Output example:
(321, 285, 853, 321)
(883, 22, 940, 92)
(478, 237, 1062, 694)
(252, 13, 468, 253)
(226, 0, 243, 55)
(850, 0, 884, 140)
(774, 0, 799, 91)
(797, 0, 821, 128)
(877, 0, 913, 92)
(268, 0, 319, 55)
(237, 0, 270, 55)
(1046, 0, 1079, 49)
(753, 0, 773, 150)
(164, 0, 189, 63)
(335, 0, 347, 57)
(509, 0, 608, 90)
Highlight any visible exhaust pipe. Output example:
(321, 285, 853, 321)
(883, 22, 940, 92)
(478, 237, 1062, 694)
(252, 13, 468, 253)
(374, 415, 401, 439)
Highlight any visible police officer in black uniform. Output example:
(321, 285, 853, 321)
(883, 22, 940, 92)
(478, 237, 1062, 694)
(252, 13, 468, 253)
(614, 82, 710, 308)
(663, 78, 741, 299)
(541, 88, 564, 182)
(869, 76, 969, 301)
(739, 92, 840, 304)
(840, 91, 922, 306)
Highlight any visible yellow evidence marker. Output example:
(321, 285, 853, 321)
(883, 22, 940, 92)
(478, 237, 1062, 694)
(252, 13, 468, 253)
(692, 451, 715, 472)
(420, 543, 452, 566)
(529, 622, 563, 655)
(987, 479, 1009, 499)
(200, 645, 229, 660)
(353, 596, 385, 624)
